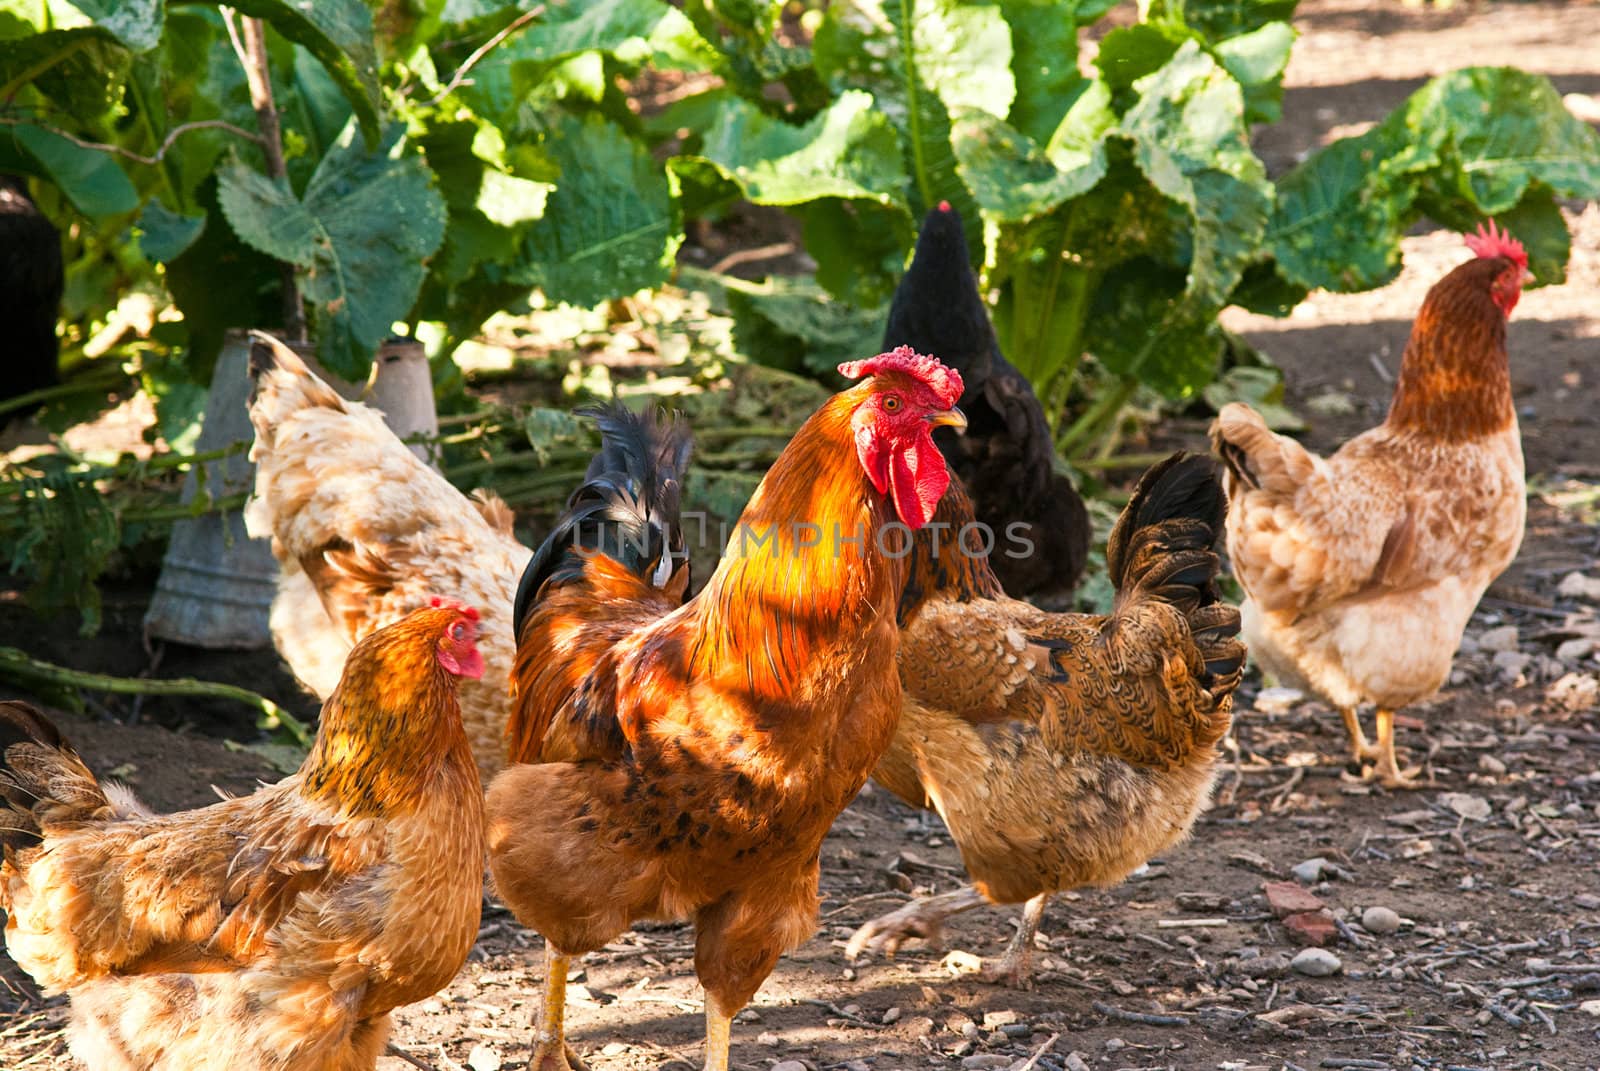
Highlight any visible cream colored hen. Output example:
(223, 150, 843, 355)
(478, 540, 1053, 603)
(244, 334, 531, 780)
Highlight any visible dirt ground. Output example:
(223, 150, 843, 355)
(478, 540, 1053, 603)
(5, 1, 1600, 1069)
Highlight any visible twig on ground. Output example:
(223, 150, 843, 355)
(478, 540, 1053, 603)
(1090, 1000, 1189, 1026)
(1013, 1032, 1060, 1071)
(385, 1044, 440, 1071)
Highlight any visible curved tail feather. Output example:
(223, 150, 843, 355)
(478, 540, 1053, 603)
(512, 404, 694, 641)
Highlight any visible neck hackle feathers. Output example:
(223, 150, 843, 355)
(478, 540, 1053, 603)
(838, 347, 964, 408)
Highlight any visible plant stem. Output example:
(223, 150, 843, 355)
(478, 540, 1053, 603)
(235, 14, 306, 343)
(0, 362, 130, 417)
(0, 646, 313, 748)
(1072, 451, 1174, 472)
(1057, 378, 1135, 458)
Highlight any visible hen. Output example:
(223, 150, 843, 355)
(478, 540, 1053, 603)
(245, 333, 531, 780)
(0, 603, 487, 1071)
(883, 201, 1091, 597)
(0, 175, 63, 425)
(848, 455, 1244, 986)
(486, 349, 966, 1071)
(1210, 224, 1530, 788)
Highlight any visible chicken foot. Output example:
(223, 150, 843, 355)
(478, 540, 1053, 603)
(1362, 708, 1429, 789)
(846, 886, 1050, 987)
(1339, 707, 1385, 764)
(530, 947, 588, 1071)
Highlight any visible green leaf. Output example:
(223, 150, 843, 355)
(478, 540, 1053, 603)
(724, 273, 885, 378)
(815, 0, 1014, 225)
(67, 0, 162, 51)
(5, 122, 138, 217)
(0, 27, 129, 121)
(1487, 184, 1571, 287)
(1087, 258, 1221, 399)
(1094, 23, 1184, 98)
(1271, 66, 1600, 292)
(687, 90, 908, 207)
(1121, 42, 1271, 308)
(508, 110, 677, 309)
(1214, 20, 1295, 124)
(798, 198, 914, 307)
(208, 0, 382, 147)
(1150, 0, 1299, 42)
(1001, 0, 1088, 146)
(504, 0, 714, 67)
(1202, 365, 1304, 431)
(136, 200, 206, 262)
(220, 125, 448, 377)
(952, 107, 1108, 224)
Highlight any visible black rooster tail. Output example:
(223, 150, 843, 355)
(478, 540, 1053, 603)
(883, 202, 994, 382)
(0, 701, 111, 853)
(512, 404, 694, 639)
(1107, 454, 1246, 704)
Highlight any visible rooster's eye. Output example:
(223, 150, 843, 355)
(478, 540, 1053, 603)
(450, 622, 466, 641)
(883, 395, 901, 413)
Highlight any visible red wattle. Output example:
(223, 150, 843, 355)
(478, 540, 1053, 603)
(887, 433, 950, 530)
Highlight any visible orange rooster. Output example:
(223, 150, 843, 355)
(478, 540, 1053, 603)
(0, 603, 487, 1071)
(486, 350, 966, 1071)
(245, 333, 531, 782)
(1211, 224, 1530, 788)
(849, 455, 1245, 986)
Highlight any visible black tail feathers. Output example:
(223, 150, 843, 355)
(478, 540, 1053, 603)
(512, 404, 694, 638)
(0, 700, 91, 850)
(1106, 454, 1245, 691)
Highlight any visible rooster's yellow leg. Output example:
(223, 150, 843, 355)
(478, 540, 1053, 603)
(531, 947, 587, 1071)
(1368, 708, 1427, 789)
(703, 996, 734, 1071)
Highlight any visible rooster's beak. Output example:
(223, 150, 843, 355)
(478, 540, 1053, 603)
(928, 407, 967, 432)
(1521, 268, 1535, 287)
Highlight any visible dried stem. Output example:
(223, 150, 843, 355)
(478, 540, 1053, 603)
(229, 10, 306, 342)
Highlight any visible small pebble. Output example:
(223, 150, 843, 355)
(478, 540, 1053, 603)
(1103, 1038, 1127, 1053)
(601, 1043, 628, 1057)
(983, 1010, 1021, 1029)
(1574, 894, 1600, 910)
(1001, 1023, 1032, 1038)
(882, 1006, 902, 1025)
(772, 1062, 809, 1071)
(1290, 947, 1342, 977)
(1065, 1055, 1092, 1071)
(757, 1032, 782, 1047)
(1291, 857, 1331, 884)
(951, 1040, 976, 1057)
(1478, 625, 1520, 653)
(1478, 754, 1507, 776)
(1362, 906, 1401, 934)
(1579, 999, 1600, 1017)
(467, 1045, 502, 1071)
(1253, 687, 1305, 714)
(960, 1056, 1012, 1070)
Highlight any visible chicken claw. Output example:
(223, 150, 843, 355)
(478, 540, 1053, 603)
(530, 1040, 590, 1071)
(845, 887, 987, 960)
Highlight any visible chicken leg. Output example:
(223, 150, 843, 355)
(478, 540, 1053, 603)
(846, 886, 1049, 987)
(1363, 707, 1428, 789)
(1339, 707, 1384, 763)
(530, 947, 588, 1071)
(703, 996, 733, 1071)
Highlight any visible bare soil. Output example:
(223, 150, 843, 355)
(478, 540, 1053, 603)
(5, 2, 1600, 1069)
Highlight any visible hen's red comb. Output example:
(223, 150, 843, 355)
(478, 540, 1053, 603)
(428, 596, 480, 621)
(838, 346, 964, 408)
(1464, 220, 1527, 270)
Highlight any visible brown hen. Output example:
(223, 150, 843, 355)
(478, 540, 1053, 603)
(0, 604, 487, 1071)
(1211, 224, 1529, 787)
(849, 455, 1244, 986)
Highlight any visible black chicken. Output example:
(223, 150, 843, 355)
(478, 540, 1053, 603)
(0, 175, 64, 424)
(882, 202, 1090, 598)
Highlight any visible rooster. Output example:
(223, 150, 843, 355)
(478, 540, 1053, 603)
(848, 455, 1245, 986)
(883, 201, 1091, 598)
(245, 333, 532, 782)
(486, 349, 966, 1071)
(1211, 223, 1530, 788)
(0, 603, 487, 1071)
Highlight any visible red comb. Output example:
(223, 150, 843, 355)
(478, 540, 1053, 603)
(427, 596, 479, 621)
(1464, 220, 1527, 270)
(937, 200, 952, 212)
(838, 346, 964, 408)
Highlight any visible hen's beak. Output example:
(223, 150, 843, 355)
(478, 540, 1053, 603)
(927, 407, 967, 432)
(1521, 268, 1535, 287)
